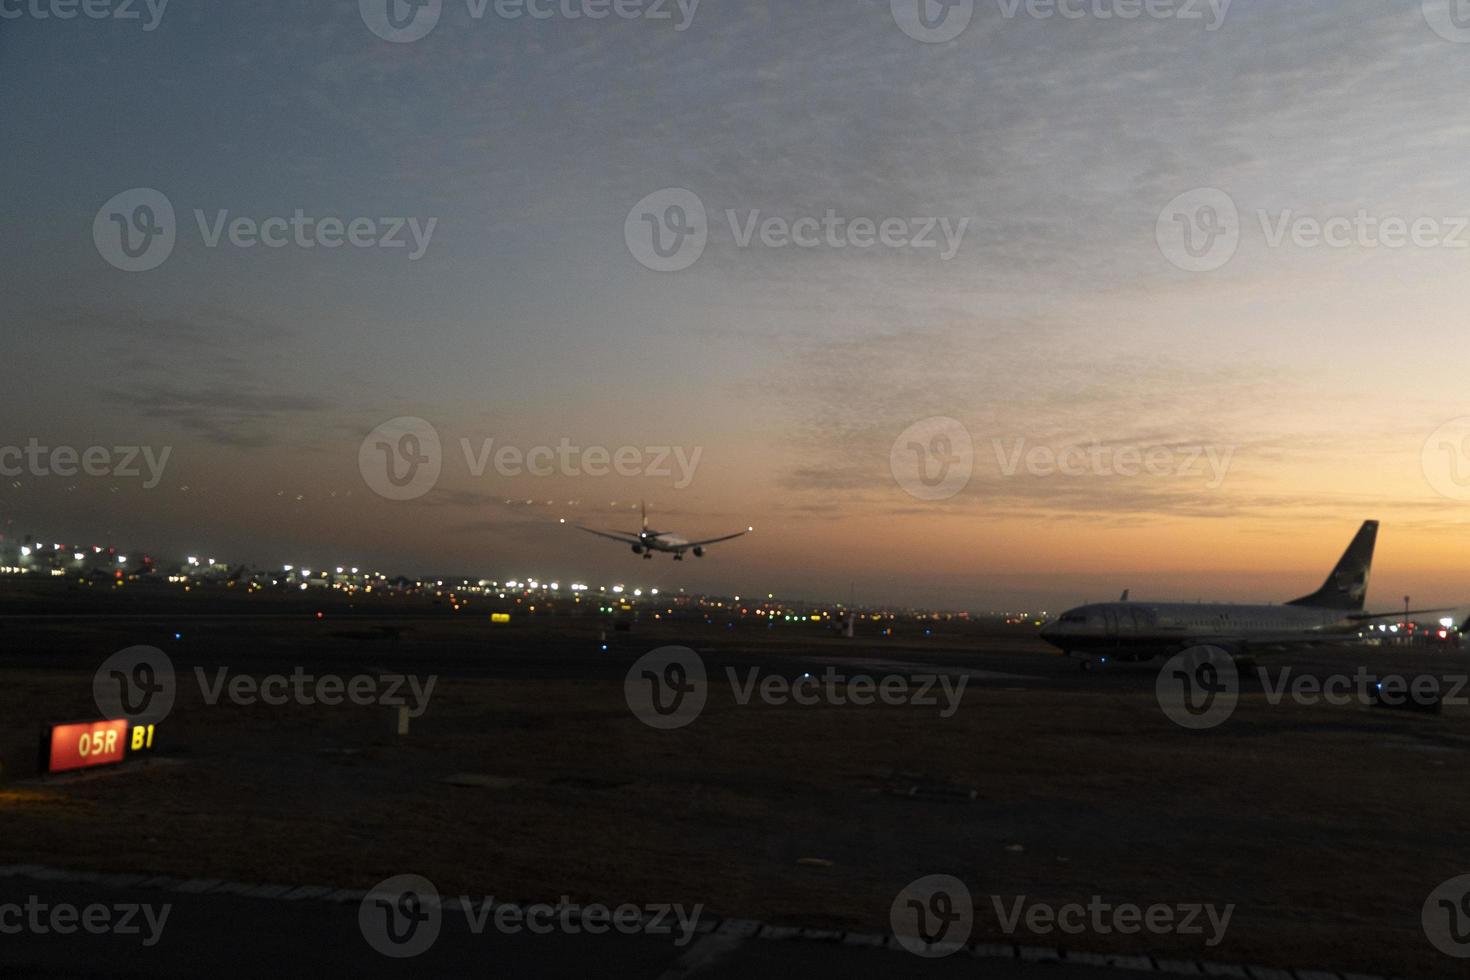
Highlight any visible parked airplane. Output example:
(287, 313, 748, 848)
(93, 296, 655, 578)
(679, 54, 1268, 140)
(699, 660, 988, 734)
(576, 502, 752, 561)
(1040, 521, 1443, 666)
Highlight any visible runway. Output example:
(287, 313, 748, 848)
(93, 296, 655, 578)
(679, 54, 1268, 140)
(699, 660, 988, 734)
(0, 869, 1351, 980)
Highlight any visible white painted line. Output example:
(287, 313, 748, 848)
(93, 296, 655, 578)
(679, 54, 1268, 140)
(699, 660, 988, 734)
(175, 878, 225, 894)
(1106, 954, 1156, 971)
(652, 931, 745, 980)
(1019, 945, 1062, 961)
(96, 873, 149, 889)
(28, 868, 83, 882)
(325, 889, 368, 904)
(138, 875, 184, 890)
(210, 881, 260, 897)
(715, 918, 762, 938)
(973, 942, 1019, 959)
(1247, 969, 1294, 980)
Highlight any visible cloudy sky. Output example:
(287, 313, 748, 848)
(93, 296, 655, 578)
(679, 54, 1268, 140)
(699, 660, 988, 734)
(4, 0, 1470, 610)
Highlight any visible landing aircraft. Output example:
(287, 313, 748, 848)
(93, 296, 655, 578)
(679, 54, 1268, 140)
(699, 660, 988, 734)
(576, 502, 752, 561)
(1040, 521, 1448, 667)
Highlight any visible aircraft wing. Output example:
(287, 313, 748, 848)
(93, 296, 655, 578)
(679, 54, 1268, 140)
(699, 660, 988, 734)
(1176, 630, 1369, 655)
(686, 530, 751, 548)
(577, 527, 643, 545)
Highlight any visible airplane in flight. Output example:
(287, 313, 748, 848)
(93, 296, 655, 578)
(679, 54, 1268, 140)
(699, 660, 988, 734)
(574, 502, 752, 561)
(1039, 521, 1452, 667)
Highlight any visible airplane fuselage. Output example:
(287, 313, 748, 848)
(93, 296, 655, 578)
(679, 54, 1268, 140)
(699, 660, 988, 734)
(1039, 601, 1362, 659)
(640, 531, 690, 553)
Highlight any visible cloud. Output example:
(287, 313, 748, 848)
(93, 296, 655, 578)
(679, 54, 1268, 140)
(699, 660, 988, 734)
(101, 383, 334, 448)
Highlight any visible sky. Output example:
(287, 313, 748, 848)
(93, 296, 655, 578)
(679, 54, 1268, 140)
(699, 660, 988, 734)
(3, 0, 1470, 611)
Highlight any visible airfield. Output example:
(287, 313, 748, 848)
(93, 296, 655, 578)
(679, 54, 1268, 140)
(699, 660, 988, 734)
(1, 581, 1466, 977)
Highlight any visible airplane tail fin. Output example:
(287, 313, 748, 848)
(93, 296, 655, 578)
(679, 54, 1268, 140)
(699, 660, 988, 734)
(641, 500, 648, 533)
(1286, 520, 1378, 611)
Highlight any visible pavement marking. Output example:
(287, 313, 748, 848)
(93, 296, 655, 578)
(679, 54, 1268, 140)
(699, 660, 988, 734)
(652, 931, 746, 980)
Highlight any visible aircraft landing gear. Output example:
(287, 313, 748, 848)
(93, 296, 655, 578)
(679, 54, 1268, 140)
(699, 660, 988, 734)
(673, 554, 684, 561)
